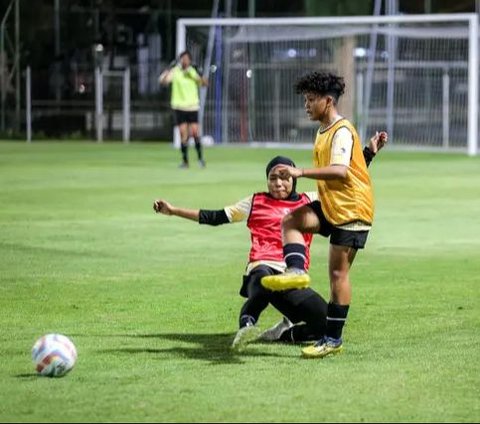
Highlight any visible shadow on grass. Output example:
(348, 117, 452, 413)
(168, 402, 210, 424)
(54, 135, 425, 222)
(14, 373, 39, 379)
(99, 332, 287, 365)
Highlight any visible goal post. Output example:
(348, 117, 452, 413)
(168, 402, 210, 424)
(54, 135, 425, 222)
(468, 14, 479, 156)
(94, 67, 131, 144)
(177, 14, 479, 156)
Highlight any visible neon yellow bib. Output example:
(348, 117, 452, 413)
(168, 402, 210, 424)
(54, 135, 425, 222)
(170, 66, 200, 111)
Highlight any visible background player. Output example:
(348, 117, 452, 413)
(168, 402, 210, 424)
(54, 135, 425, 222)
(159, 50, 208, 168)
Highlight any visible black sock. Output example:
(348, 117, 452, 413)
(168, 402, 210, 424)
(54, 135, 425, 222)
(239, 314, 256, 328)
(283, 243, 306, 270)
(180, 144, 188, 164)
(326, 303, 349, 340)
(194, 137, 203, 161)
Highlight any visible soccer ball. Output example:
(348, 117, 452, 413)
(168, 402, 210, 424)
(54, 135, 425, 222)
(32, 334, 77, 377)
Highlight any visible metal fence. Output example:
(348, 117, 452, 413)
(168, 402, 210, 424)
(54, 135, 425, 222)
(21, 61, 173, 141)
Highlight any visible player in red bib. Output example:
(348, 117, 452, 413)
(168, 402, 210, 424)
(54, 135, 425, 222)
(153, 135, 386, 351)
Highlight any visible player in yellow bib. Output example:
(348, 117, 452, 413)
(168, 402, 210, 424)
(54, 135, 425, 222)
(261, 72, 387, 359)
(159, 51, 208, 168)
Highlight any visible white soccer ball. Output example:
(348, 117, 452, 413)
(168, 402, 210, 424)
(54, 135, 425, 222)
(201, 135, 215, 146)
(32, 334, 77, 377)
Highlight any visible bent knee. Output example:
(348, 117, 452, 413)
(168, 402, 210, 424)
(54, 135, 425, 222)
(281, 213, 297, 229)
(330, 269, 349, 284)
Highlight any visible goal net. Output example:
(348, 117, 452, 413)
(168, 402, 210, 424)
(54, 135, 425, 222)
(178, 14, 478, 155)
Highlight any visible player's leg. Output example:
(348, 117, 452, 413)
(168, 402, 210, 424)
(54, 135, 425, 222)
(189, 117, 205, 167)
(232, 266, 277, 351)
(284, 291, 328, 343)
(262, 289, 328, 343)
(239, 266, 277, 327)
(302, 241, 359, 358)
(178, 120, 189, 168)
(258, 290, 305, 342)
(261, 202, 324, 291)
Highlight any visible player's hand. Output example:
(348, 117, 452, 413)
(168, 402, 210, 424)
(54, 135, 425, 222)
(275, 165, 303, 179)
(369, 131, 388, 154)
(153, 199, 174, 215)
(168, 59, 177, 69)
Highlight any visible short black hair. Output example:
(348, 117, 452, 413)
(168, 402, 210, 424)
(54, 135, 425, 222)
(179, 50, 192, 60)
(295, 72, 345, 102)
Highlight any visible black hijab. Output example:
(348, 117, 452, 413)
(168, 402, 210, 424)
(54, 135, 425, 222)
(265, 156, 299, 200)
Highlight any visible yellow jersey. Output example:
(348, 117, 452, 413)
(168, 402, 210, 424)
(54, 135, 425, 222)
(313, 118, 374, 226)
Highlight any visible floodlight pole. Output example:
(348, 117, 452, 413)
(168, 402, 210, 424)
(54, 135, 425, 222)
(26, 66, 31, 142)
(199, 0, 220, 140)
(385, 0, 398, 143)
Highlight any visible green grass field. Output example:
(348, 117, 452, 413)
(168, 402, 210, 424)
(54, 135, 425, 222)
(0, 141, 479, 423)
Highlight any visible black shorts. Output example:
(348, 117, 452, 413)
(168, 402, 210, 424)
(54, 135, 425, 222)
(173, 109, 198, 125)
(307, 201, 369, 249)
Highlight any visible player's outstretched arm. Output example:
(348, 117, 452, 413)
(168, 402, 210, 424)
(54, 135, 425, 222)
(153, 199, 233, 226)
(154, 199, 199, 222)
(277, 130, 388, 180)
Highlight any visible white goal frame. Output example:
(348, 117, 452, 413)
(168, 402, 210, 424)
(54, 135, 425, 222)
(177, 14, 479, 156)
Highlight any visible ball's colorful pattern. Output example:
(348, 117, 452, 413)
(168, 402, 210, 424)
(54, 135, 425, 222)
(32, 334, 77, 377)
